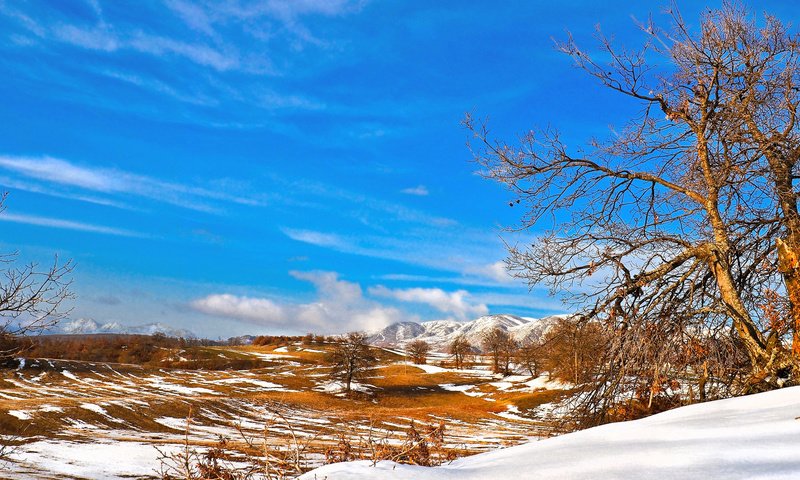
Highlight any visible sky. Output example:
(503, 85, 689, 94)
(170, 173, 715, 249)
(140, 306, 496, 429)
(0, 0, 796, 338)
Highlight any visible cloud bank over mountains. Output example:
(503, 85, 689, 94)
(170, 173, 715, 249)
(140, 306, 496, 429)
(190, 270, 498, 333)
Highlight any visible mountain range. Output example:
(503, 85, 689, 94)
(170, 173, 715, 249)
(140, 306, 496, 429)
(56, 318, 196, 338)
(368, 313, 571, 351)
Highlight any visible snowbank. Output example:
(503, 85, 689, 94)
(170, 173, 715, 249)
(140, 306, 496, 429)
(300, 386, 800, 479)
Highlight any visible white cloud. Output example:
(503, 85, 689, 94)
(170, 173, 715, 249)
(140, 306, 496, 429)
(401, 185, 429, 196)
(54, 24, 119, 52)
(466, 261, 514, 283)
(0, 212, 146, 238)
(282, 228, 350, 249)
(281, 227, 515, 286)
(0, 155, 261, 213)
(190, 271, 408, 333)
(368, 285, 488, 320)
(191, 294, 286, 324)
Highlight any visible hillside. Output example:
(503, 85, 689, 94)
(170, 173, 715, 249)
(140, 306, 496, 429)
(369, 314, 571, 350)
(1, 340, 565, 478)
(301, 386, 800, 479)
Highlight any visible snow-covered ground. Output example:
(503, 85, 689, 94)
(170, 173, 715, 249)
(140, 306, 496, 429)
(1, 352, 552, 479)
(301, 386, 800, 479)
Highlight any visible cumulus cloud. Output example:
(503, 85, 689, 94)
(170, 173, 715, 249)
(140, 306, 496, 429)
(190, 271, 408, 333)
(368, 285, 488, 320)
(191, 294, 287, 324)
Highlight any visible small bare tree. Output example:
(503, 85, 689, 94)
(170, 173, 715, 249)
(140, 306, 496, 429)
(448, 335, 471, 369)
(407, 339, 431, 365)
(327, 332, 377, 395)
(0, 195, 73, 364)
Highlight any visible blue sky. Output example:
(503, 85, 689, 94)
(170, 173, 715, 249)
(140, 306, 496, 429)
(0, 0, 795, 337)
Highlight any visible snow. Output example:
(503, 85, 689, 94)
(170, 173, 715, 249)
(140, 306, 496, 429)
(7, 410, 32, 420)
(369, 314, 570, 352)
(315, 381, 372, 395)
(439, 383, 488, 399)
(209, 378, 286, 390)
(38, 404, 64, 413)
(146, 376, 219, 396)
(80, 403, 109, 416)
(301, 386, 800, 479)
(524, 374, 571, 390)
(412, 363, 448, 374)
(10, 440, 176, 480)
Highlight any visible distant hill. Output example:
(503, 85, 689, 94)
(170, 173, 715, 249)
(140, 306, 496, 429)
(368, 313, 571, 351)
(56, 318, 196, 338)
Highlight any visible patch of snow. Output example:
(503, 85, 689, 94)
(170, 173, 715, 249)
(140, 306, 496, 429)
(412, 364, 448, 374)
(210, 378, 286, 390)
(493, 405, 537, 423)
(38, 405, 64, 413)
(10, 440, 177, 480)
(524, 374, 571, 391)
(7, 410, 32, 420)
(302, 386, 800, 479)
(146, 376, 219, 396)
(80, 403, 109, 416)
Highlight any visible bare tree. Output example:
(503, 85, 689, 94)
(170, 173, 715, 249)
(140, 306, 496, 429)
(327, 332, 377, 395)
(516, 339, 543, 377)
(481, 328, 516, 375)
(539, 317, 608, 385)
(0, 195, 73, 363)
(407, 339, 431, 365)
(467, 3, 800, 423)
(448, 335, 471, 369)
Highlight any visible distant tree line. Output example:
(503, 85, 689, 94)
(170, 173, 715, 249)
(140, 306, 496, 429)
(12, 334, 265, 370)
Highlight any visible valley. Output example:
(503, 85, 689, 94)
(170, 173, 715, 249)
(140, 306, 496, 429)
(0, 334, 568, 479)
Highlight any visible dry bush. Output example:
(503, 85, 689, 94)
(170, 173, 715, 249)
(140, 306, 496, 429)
(324, 420, 458, 467)
(157, 403, 320, 480)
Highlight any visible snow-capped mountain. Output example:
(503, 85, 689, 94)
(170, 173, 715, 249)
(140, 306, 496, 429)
(368, 313, 571, 351)
(56, 318, 196, 338)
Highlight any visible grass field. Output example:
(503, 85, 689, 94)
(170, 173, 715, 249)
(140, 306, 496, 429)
(0, 342, 569, 479)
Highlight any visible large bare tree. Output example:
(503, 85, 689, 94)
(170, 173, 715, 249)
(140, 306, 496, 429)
(467, 3, 800, 423)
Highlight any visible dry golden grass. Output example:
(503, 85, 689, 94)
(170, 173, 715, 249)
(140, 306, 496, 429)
(1, 341, 565, 478)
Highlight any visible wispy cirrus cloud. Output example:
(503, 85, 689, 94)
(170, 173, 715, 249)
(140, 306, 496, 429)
(401, 185, 429, 196)
(281, 227, 512, 285)
(0, 155, 263, 213)
(0, 212, 146, 238)
(282, 179, 456, 228)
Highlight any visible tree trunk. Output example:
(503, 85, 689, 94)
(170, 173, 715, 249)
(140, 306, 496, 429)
(777, 238, 800, 360)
